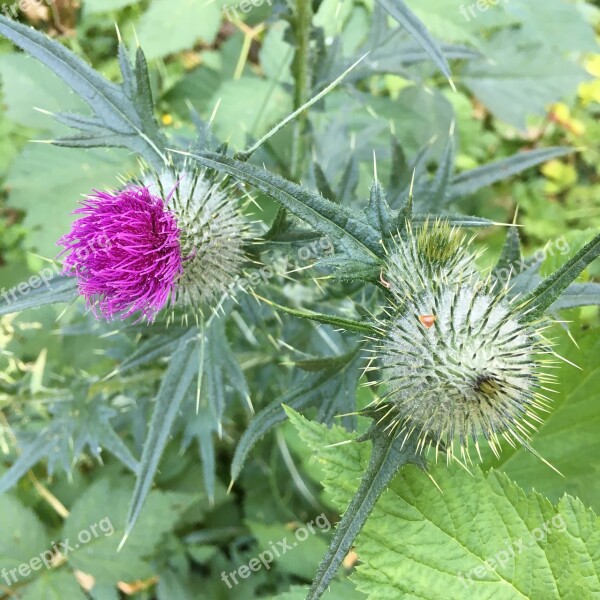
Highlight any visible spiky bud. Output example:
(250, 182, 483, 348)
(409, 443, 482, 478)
(369, 220, 557, 463)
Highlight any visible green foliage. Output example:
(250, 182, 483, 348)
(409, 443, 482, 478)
(289, 409, 600, 600)
(0, 1, 599, 598)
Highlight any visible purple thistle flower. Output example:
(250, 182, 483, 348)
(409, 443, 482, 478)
(58, 186, 184, 322)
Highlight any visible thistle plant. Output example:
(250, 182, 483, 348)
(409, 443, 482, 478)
(0, 5, 600, 600)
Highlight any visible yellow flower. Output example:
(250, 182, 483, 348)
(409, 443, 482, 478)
(550, 103, 585, 135)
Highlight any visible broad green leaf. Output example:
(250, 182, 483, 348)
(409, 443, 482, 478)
(0, 494, 50, 582)
(64, 478, 196, 584)
(19, 571, 87, 600)
(288, 408, 425, 600)
(137, 0, 223, 61)
(495, 323, 600, 513)
(449, 147, 573, 199)
(83, 0, 141, 14)
(520, 233, 600, 321)
(123, 328, 200, 542)
(0, 275, 78, 317)
(376, 0, 454, 88)
(463, 30, 588, 129)
(290, 412, 600, 600)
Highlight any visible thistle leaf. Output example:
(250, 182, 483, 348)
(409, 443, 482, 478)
(0, 275, 78, 316)
(176, 150, 383, 264)
(0, 17, 167, 169)
(520, 233, 600, 320)
(230, 348, 363, 484)
(122, 329, 200, 544)
(254, 294, 379, 336)
(376, 0, 454, 88)
(449, 147, 573, 198)
(493, 226, 522, 280)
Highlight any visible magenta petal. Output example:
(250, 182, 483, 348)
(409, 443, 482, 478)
(58, 186, 183, 322)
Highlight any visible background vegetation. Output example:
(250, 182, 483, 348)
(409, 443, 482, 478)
(0, 1, 599, 598)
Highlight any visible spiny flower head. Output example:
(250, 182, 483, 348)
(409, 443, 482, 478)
(58, 186, 183, 322)
(144, 167, 251, 310)
(369, 221, 558, 464)
(58, 167, 251, 322)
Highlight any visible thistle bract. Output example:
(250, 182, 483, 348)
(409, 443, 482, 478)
(370, 221, 556, 463)
(145, 168, 250, 310)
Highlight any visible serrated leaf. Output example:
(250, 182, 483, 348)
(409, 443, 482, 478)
(520, 233, 600, 321)
(376, 0, 453, 87)
(64, 478, 196, 585)
(449, 147, 573, 199)
(0, 16, 167, 169)
(290, 407, 425, 600)
(123, 328, 200, 542)
(230, 348, 363, 483)
(19, 571, 87, 600)
(0, 494, 50, 580)
(495, 323, 600, 513)
(291, 411, 600, 600)
(0, 275, 78, 316)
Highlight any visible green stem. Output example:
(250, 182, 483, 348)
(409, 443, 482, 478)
(306, 423, 425, 600)
(291, 0, 313, 180)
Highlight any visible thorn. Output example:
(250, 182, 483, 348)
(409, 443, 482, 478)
(117, 531, 129, 553)
(115, 22, 122, 43)
(227, 479, 235, 495)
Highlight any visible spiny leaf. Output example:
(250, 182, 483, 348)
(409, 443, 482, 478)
(493, 226, 522, 280)
(449, 147, 573, 198)
(122, 329, 200, 545)
(254, 293, 380, 336)
(0, 274, 78, 316)
(0, 423, 62, 495)
(230, 348, 362, 484)
(376, 0, 454, 88)
(0, 17, 167, 169)
(520, 233, 600, 320)
(423, 132, 455, 210)
(366, 179, 394, 239)
(287, 408, 425, 600)
(175, 150, 383, 264)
